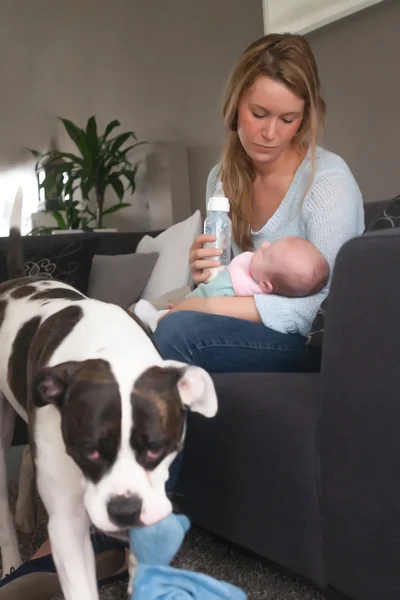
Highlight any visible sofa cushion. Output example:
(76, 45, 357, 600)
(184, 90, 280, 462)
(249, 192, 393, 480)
(364, 199, 393, 230)
(136, 211, 202, 301)
(0, 234, 100, 295)
(365, 193, 400, 231)
(306, 297, 328, 352)
(306, 194, 400, 353)
(88, 252, 159, 308)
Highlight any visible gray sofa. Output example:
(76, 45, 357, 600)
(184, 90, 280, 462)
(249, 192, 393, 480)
(176, 199, 399, 600)
(6, 199, 399, 600)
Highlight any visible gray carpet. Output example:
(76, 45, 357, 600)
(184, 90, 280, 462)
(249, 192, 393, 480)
(7, 483, 325, 600)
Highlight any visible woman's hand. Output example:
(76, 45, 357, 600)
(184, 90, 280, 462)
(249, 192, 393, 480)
(189, 234, 222, 285)
(161, 296, 262, 323)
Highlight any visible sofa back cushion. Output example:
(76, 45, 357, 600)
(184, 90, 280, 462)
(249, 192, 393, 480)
(307, 195, 400, 353)
(0, 234, 101, 295)
(364, 195, 400, 232)
(88, 252, 159, 308)
(136, 211, 202, 301)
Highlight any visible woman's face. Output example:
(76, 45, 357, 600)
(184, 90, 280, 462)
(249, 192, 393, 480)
(237, 75, 305, 165)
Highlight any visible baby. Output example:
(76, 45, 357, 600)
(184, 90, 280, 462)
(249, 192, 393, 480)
(190, 236, 329, 299)
(135, 236, 329, 332)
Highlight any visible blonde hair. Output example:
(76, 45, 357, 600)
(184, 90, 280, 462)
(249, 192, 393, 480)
(219, 33, 326, 251)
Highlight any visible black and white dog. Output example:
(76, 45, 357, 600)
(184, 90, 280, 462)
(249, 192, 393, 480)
(0, 229, 217, 600)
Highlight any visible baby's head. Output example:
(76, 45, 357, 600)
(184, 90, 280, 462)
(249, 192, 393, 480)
(250, 237, 329, 297)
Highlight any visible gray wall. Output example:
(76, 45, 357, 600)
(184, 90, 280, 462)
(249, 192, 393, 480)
(1, 0, 398, 228)
(308, 0, 400, 203)
(0, 0, 263, 224)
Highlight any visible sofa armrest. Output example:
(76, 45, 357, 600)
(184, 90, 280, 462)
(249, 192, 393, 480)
(318, 228, 400, 600)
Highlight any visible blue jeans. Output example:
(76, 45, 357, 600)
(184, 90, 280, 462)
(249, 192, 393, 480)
(153, 310, 320, 373)
(159, 310, 320, 491)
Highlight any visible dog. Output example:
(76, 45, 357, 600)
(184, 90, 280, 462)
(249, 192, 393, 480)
(0, 229, 218, 600)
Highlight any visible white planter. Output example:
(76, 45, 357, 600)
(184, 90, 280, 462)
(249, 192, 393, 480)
(51, 228, 118, 234)
(31, 211, 64, 230)
(51, 229, 84, 235)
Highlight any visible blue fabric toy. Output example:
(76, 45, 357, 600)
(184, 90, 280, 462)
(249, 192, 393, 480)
(129, 513, 248, 599)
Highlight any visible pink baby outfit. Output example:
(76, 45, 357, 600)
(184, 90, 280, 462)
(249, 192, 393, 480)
(226, 252, 263, 296)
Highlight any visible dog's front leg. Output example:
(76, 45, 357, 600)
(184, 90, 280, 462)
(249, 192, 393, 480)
(0, 393, 21, 575)
(35, 408, 98, 600)
(48, 507, 98, 600)
(15, 445, 37, 534)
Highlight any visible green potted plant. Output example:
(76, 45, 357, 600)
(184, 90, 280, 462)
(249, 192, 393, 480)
(29, 199, 92, 235)
(30, 116, 145, 231)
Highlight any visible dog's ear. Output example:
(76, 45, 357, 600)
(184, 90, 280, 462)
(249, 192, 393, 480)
(162, 360, 218, 418)
(33, 362, 80, 409)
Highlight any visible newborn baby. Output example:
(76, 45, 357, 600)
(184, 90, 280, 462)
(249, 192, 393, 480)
(189, 235, 329, 299)
(135, 236, 329, 332)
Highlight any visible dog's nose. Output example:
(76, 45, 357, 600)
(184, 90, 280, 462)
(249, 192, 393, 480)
(107, 494, 143, 527)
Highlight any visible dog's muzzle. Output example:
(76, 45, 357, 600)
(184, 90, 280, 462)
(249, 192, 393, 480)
(107, 494, 143, 528)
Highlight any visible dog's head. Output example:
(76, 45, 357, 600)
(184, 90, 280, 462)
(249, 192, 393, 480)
(32, 358, 217, 532)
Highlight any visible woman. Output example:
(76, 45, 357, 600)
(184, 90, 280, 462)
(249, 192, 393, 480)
(0, 33, 364, 594)
(154, 33, 364, 373)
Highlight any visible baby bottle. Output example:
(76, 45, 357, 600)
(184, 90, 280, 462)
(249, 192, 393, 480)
(203, 181, 232, 273)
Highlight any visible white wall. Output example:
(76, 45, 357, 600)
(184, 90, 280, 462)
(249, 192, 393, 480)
(263, 0, 384, 35)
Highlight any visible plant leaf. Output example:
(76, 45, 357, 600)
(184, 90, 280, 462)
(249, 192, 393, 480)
(102, 202, 130, 216)
(28, 225, 56, 236)
(51, 211, 67, 229)
(41, 171, 58, 195)
(86, 115, 97, 138)
(123, 163, 140, 190)
(110, 132, 135, 153)
(60, 118, 92, 167)
(119, 141, 147, 156)
(85, 207, 97, 220)
(80, 179, 94, 201)
(103, 120, 121, 140)
(55, 151, 86, 168)
(110, 178, 124, 201)
(26, 148, 42, 159)
(86, 116, 99, 154)
(60, 118, 85, 147)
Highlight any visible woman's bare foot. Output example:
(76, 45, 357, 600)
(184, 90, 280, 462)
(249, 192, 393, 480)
(31, 540, 51, 560)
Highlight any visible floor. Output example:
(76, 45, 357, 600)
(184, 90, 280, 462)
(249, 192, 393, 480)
(6, 447, 328, 600)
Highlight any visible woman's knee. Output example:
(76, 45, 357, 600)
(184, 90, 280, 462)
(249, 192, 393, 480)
(153, 311, 197, 363)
